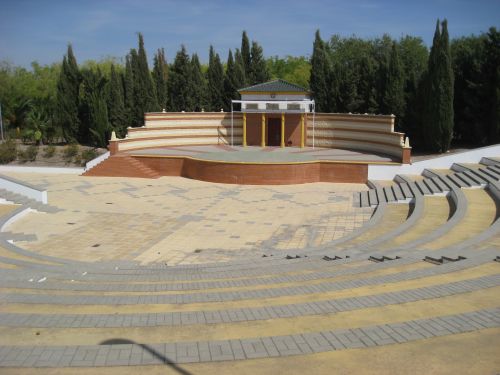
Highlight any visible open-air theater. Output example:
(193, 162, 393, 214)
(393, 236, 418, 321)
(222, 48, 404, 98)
(85, 79, 412, 184)
(0, 79, 499, 372)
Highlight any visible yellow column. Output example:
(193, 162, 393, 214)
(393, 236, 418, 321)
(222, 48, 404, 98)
(243, 112, 247, 147)
(300, 113, 305, 148)
(261, 113, 266, 147)
(280, 112, 285, 148)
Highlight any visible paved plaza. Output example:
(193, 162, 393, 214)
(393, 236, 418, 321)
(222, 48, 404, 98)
(4, 173, 373, 265)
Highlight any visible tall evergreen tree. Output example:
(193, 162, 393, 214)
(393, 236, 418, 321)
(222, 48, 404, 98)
(399, 36, 429, 145)
(123, 53, 135, 126)
(107, 64, 126, 137)
(132, 33, 158, 126)
(358, 54, 378, 114)
(438, 19, 454, 151)
(80, 68, 110, 147)
(421, 19, 454, 152)
(483, 27, 500, 143)
(129, 49, 142, 126)
(190, 53, 208, 111)
(421, 21, 441, 151)
(207, 45, 225, 111)
(56, 44, 80, 142)
(241, 31, 251, 85)
(309, 30, 330, 112)
(249, 41, 269, 85)
(168, 45, 193, 112)
(223, 49, 239, 111)
(153, 48, 168, 110)
(234, 49, 246, 89)
(383, 42, 406, 131)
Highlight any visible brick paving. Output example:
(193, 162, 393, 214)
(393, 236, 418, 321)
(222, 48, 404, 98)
(0, 171, 498, 372)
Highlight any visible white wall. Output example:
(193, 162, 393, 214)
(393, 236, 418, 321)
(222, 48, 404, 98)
(0, 174, 47, 204)
(85, 151, 110, 171)
(0, 166, 83, 174)
(368, 144, 500, 180)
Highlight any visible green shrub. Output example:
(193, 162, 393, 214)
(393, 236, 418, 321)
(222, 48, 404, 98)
(43, 145, 56, 158)
(80, 148, 99, 166)
(0, 140, 17, 164)
(21, 129, 34, 144)
(62, 144, 79, 163)
(18, 145, 38, 163)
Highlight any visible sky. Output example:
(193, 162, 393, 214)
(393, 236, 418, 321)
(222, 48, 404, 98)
(0, 0, 499, 68)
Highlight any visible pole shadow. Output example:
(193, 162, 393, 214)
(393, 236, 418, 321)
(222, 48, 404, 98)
(100, 338, 193, 375)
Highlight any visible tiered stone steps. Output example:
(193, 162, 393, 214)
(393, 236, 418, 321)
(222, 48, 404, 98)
(0, 158, 499, 372)
(0, 189, 60, 213)
(82, 154, 161, 179)
(0, 247, 498, 370)
(357, 158, 500, 208)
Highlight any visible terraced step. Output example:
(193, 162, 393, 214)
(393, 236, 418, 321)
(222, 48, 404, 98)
(337, 203, 412, 248)
(0, 189, 60, 213)
(0, 306, 498, 368)
(421, 188, 498, 250)
(83, 154, 161, 178)
(480, 156, 500, 166)
(378, 195, 452, 249)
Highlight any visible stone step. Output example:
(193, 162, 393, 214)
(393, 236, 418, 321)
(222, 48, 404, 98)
(83, 155, 161, 179)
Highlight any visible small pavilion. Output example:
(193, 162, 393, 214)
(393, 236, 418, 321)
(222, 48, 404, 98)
(231, 79, 315, 148)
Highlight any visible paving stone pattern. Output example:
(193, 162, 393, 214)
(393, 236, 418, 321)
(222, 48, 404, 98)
(0, 308, 498, 367)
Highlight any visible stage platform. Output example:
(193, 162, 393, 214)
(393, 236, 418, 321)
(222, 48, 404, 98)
(127, 145, 399, 164)
(88, 145, 401, 184)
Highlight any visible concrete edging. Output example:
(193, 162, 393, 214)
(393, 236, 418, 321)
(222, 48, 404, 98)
(0, 174, 47, 204)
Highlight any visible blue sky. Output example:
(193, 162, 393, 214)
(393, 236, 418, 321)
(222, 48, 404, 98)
(0, 0, 498, 68)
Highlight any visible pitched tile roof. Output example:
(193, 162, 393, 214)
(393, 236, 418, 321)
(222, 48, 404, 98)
(238, 79, 309, 93)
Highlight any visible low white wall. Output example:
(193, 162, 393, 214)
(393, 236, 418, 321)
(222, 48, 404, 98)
(0, 166, 83, 174)
(85, 151, 110, 171)
(368, 144, 500, 180)
(0, 174, 47, 204)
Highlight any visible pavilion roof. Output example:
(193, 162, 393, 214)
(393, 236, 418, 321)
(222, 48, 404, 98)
(238, 79, 309, 93)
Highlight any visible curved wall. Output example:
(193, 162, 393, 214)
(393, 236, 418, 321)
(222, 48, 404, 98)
(307, 113, 405, 158)
(110, 112, 410, 163)
(135, 155, 369, 184)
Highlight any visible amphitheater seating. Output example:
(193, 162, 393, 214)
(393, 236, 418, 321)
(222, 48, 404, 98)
(0, 158, 499, 372)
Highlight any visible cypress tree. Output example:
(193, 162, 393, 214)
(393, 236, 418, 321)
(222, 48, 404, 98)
(421, 21, 441, 151)
(422, 19, 454, 152)
(191, 53, 208, 111)
(153, 48, 168, 111)
(133, 33, 158, 125)
(223, 49, 239, 111)
(234, 49, 246, 89)
(383, 42, 406, 131)
(107, 64, 126, 137)
(309, 30, 330, 112)
(358, 54, 378, 114)
(56, 44, 80, 142)
(168, 45, 193, 112)
(123, 54, 135, 126)
(484, 27, 500, 142)
(439, 19, 454, 151)
(129, 49, 143, 126)
(207, 45, 225, 111)
(241, 31, 251, 85)
(249, 41, 269, 85)
(81, 68, 110, 147)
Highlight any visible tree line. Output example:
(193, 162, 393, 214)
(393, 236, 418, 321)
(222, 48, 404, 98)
(0, 25, 498, 152)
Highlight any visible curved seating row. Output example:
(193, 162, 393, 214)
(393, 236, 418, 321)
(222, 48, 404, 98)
(0, 158, 499, 372)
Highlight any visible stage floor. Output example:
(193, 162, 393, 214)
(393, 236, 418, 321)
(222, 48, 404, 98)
(127, 145, 399, 164)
